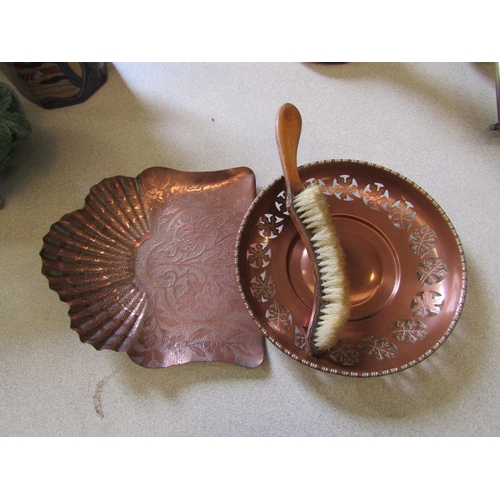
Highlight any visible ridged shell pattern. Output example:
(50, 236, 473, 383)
(41, 175, 150, 352)
(40, 167, 264, 369)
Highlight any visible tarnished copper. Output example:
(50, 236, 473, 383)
(40, 166, 265, 368)
(236, 160, 467, 376)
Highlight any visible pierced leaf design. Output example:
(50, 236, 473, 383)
(329, 340, 360, 366)
(362, 182, 389, 211)
(304, 177, 329, 194)
(250, 271, 275, 302)
(247, 242, 271, 269)
(275, 191, 288, 215)
(388, 199, 416, 231)
(294, 326, 308, 350)
(392, 318, 427, 344)
(266, 301, 292, 333)
(361, 336, 398, 361)
(409, 225, 437, 258)
(412, 290, 444, 317)
(332, 175, 360, 201)
(418, 258, 448, 286)
(257, 213, 284, 239)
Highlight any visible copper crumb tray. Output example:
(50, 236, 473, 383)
(40, 167, 265, 368)
(236, 160, 466, 377)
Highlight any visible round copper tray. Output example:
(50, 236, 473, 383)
(235, 160, 467, 376)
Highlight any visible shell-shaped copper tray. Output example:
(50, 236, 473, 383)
(41, 167, 264, 368)
(236, 160, 466, 376)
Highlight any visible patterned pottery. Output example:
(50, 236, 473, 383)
(0, 63, 108, 109)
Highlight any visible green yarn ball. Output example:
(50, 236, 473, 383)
(0, 81, 31, 169)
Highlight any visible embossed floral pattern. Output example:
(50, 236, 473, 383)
(179, 328, 254, 364)
(142, 207, 234, 321)
(145, 187, 166, 204)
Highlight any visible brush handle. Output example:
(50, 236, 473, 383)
(276, 103, 303, 197)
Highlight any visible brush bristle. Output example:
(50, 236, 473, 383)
(293, 184, 350, 351)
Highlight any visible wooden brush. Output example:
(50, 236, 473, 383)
(275, 103, 350, 353)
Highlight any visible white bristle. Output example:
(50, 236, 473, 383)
(293, 183, 349, 351)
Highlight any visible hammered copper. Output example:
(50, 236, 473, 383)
(40, 166, 265, 368)
(236, 160, 467, 376)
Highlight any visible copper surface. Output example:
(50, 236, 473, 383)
(236, 160, 467, 376)
(40, 167, 265, 368)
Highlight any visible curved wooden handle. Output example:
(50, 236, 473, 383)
(275, 103, 303, 197)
